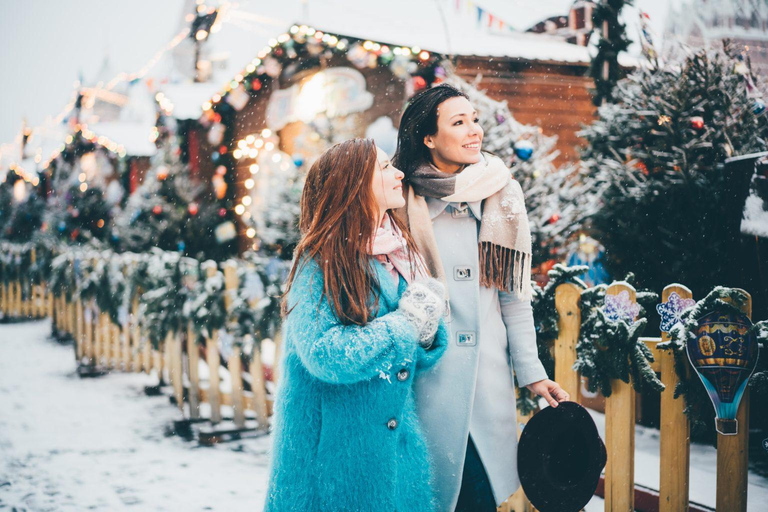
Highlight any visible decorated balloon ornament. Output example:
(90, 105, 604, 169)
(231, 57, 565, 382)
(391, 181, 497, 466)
(514, 139, 534, 161)
(686, 310, 759, 435)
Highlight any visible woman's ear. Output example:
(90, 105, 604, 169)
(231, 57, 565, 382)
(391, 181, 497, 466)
(423, 134, 435, 149)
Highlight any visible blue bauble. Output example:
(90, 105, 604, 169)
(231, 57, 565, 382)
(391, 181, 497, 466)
(753, 99, 766, 115)
(212, 151, 220, 162)
(514, 140, 534, 161)
(57, 221, 66, 232)
(177, 241, 186, 252)
(292, 153, 304, 168)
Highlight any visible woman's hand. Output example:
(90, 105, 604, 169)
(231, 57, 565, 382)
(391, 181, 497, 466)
(398, 278, 447, 348)
(526, 379, 570, 408)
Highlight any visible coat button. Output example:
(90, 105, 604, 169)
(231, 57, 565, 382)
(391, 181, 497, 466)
(397, 369, 410, 381)
(387, 418, 398, 430)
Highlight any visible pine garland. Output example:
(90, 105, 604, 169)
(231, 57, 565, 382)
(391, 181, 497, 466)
(574, 274, 664, 396)
(659, 286, 768, 436)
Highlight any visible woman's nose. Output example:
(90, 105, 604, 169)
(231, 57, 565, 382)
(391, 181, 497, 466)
(394, 169, 404, 180)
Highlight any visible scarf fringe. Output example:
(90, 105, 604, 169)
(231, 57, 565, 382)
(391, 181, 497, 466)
(478, 242, 532, 301)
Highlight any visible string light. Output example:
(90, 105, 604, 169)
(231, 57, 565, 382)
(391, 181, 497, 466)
(201, 24, 438, 117)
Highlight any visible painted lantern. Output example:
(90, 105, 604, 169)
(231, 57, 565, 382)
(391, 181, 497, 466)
(687, 310, 759, 435)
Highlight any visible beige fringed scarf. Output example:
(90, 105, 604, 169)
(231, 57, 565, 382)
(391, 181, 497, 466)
(395, 153, 533, 301)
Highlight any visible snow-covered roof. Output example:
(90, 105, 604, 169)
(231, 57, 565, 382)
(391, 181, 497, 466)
(161, 82, 222, 120)
(158, 0, 594, 120)
(86, 122, 156, 157)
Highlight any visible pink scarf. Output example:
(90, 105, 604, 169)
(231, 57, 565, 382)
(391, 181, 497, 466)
(369, 213, 429, 285)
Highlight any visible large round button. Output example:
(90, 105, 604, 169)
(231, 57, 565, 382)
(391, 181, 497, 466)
(387, 418, 398, 430)
(397, 369, 410, 381)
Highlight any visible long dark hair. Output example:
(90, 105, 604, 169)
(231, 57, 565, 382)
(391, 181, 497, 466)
(392, 84, 469, 178)
(283, 138, 422, 326)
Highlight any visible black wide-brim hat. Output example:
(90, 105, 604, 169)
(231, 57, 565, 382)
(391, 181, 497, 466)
(518, 401, 606, 512)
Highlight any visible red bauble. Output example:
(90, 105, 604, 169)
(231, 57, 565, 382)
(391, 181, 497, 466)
(153, 204, 163, 215)
(188, 202, 199, 216)
(251, 79, 263, 91)
(548, 213, 560, 224)
(219, 145, 228, 154)
(413, 76, 427, 90)
(690, 116, 705, 130)
(218, 208, 227, 217)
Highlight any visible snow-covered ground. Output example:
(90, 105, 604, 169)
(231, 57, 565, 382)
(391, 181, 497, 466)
(2, 319, 767, 511)
(0, 320, 271, 511)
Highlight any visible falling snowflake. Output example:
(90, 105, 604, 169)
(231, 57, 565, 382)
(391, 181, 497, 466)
(602, 290, 641, 324)
(656, 291, 696, 333)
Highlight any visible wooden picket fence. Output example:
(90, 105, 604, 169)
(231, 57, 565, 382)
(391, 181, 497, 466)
(0, 254, 277, 444)
(0, 249, 52, 322)
(503, 282, 752, 512)
(1, 258, 753, 511)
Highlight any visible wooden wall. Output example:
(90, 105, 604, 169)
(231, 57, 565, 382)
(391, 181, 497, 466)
(455, 57, 596, 163)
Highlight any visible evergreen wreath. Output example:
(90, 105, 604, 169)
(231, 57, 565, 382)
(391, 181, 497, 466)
(574, 274, 664, 396)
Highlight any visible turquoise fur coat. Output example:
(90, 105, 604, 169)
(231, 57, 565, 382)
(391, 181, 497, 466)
(264, 258, 448, 512)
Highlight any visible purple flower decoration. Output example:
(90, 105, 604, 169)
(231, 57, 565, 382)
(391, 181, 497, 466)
(656, 291, 696, 333)
(602, 290, 641, 324)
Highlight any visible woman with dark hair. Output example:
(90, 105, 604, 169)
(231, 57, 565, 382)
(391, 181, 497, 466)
(265, 139, 449, 512)
(392, 84, 570, 512)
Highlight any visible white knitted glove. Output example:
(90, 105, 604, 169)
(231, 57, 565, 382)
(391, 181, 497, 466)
(398, 278, 447, 348)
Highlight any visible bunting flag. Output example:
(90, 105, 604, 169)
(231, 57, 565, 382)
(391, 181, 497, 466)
(451, 0, 517, 32)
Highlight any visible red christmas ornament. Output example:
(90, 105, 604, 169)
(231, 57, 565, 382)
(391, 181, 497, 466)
(218, 208, 227, 217)
(690, 116, 705, 130)
(188, 202, 199, 216)
(213, 113, 222, 123)
(251, 79, 262, 91)
(548, 213, 560, 224)
(219, 145, 228, 154)
(153, 204, 163, 215)
(413, 76, 427, 91)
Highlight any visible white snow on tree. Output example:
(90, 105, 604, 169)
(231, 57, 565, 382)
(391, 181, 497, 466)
(247, 139, 304, 260)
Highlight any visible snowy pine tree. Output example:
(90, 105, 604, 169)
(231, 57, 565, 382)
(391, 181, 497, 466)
(579, 42, 768, 315)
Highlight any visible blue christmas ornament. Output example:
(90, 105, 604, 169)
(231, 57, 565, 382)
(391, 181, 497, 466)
(292, 153, 304, 168)
(753, 98, 766, 115)
(57, 221, 66, 232)
(514, 140, 534, 161)
(212, 151, 220, 162)
(177, 241, 186, 252)
(687, 310, 759, 435)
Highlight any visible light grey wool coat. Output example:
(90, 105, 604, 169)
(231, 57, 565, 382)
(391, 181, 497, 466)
(413, 197, 548, 511)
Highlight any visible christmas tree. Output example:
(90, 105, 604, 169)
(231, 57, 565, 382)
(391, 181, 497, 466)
(113, 146, 238, 262)
(579, 42, 768, 318)
(247, 142, 304, 260)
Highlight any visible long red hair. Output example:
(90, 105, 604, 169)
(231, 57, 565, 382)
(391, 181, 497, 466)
(283, 138, 421, 326)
